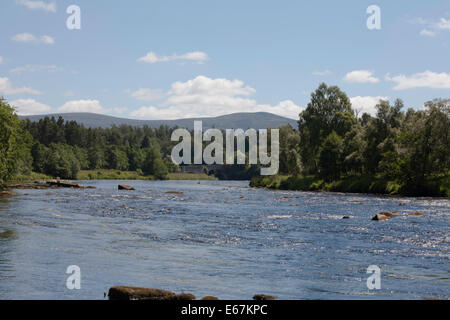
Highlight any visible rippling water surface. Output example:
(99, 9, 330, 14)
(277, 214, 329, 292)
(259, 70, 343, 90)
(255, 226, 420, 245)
(0, 180, 448, 299)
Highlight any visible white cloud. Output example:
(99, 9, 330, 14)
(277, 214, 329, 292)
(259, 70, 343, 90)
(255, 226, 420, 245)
(266, 100, 303, 119)
(420, 29, 436, 37)
(12, 33, 36, 43)
(436, 18, 450, 30)
(386, 71, 450, 90)
(10, 64, 62, 75)
(130, 88, 164, 101)
(350, 96, 388, 116)
(312, 70, 332, 76)
(15, 0, 56, 12)
(9, 98, 51, 115)
(412, 17, 450, 36)
(57, 100, 108, 113)
(40, 35, 55, 44)
(168, 75, 255, 97)
(0, 77, 41, 95)
(138, 51, 209, 64)
(130, 75, 302, 120)
(344, 70, 380, 83)
(12, 33, 54, 44)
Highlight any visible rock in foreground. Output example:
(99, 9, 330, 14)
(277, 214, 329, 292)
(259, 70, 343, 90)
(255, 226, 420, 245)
(108, 286, 275, 300)
(253, 294, 276, 300)
(118, 184, 135, 191)
(201, 296, 220, 300)
(108, 286, 195, 300)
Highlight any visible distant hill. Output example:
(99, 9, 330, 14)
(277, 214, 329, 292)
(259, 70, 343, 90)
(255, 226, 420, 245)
(20, 112, 298, 130)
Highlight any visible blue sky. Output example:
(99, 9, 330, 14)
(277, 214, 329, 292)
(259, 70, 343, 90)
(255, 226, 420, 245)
(0, 0, 449, 119)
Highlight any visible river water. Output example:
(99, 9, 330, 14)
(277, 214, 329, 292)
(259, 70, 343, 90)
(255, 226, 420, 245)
(0, 180, 448, 299)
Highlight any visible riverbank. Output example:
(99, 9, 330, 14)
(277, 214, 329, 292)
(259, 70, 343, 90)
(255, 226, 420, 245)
(250, 174, 450, 197)
(77, 169, 217, 181)
(2, 171, 217, 188)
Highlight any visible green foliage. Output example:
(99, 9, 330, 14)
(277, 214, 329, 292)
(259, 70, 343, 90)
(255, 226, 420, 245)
(2, 83, 448, 193)
(0, 98, 32, 185)
(278, 124, 301, 175)
(22, 115, 176, 180)
(298, 83, 355, 173)
(43, 144, 80, 179)
(106, 146, 129, 171)
(142, 148, 168, 179)
(77, 169, 150, 180)
(253, 84, 449, 197)
(318, 131, 344, 181)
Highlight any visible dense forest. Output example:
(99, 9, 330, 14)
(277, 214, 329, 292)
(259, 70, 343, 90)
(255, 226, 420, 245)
(256, 83, 450, 196)
(0, 96, 177, 184)
(1, 82, 449, 196)
(0, 96, 256, 184)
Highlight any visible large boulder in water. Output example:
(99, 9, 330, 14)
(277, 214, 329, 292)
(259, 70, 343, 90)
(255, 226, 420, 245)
(118, 184, 135, 191)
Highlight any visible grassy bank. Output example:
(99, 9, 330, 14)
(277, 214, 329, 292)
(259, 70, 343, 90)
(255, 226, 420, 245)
(166, 172, 218, 180)
(77, 169, 151, 180)
(77, 169, 217, 181)
(250, 174, 450, 197)
(8, 172, 52, 183)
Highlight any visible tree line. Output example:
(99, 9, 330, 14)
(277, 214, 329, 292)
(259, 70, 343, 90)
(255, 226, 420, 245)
(276, 83, 449, 195)
(0, 97, 177, 184)
(1, 84, 449, 194)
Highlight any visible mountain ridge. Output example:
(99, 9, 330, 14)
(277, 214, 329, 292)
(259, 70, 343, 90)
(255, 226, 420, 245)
(20, 112, 298, 130)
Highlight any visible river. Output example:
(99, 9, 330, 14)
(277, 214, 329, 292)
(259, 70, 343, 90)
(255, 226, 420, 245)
(0, 180, 448, 299)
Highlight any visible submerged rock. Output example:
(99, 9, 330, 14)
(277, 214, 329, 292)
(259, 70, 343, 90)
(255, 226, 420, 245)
(408, 212, 424, 216)
(372, 213, 391, 221)
(253, 294, 276, 300)
(342, 216, 350, 219)
(118, 184, 135, 191)
(0, 191, 16, 198)
(165, 190, 183, 194)
(378, 211, 399, 217)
